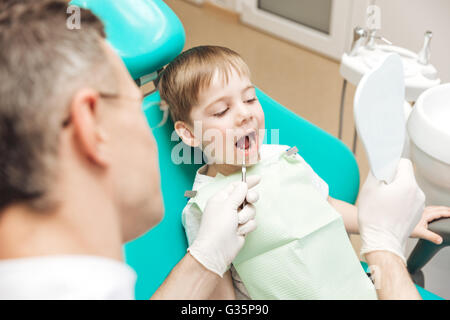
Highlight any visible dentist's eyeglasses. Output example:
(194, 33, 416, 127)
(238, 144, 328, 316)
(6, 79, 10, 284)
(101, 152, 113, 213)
(61, 91, 169, 130)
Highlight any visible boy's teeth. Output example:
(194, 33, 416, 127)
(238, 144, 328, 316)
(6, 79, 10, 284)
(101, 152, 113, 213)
(236, 136, 246, 150)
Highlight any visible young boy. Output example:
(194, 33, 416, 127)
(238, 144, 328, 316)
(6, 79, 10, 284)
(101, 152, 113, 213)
(159, 45, 449, 299)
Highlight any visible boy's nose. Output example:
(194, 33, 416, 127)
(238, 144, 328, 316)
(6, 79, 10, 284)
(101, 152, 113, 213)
(236, 103, 253, 126)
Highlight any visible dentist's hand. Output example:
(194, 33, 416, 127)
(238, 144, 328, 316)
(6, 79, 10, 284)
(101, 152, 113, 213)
(358, 158, 425, 265)
(188, 175, 261, 277)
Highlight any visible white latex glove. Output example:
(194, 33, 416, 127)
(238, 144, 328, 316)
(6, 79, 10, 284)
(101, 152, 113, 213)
(358, 158, 425, 265)
(188, 175, 261, 277)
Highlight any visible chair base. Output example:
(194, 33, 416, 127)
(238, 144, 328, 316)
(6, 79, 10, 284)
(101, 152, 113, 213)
(410, 270, 425, 288)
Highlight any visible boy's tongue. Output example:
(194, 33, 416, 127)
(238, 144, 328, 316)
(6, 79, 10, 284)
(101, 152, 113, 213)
(237, 135, 250, 150)
(235, 132, 260, 164)
(244, 136, 250, 149)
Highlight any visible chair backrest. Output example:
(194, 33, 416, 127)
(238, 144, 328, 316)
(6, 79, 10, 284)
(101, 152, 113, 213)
(125, 88, 360, 299)
(70, 0, 185, 80)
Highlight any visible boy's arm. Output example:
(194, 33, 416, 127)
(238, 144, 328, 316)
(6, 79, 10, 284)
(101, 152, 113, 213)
(328, 196, 359, 234)
(208, 270, 236, 300)
(329, 196, 450, 243)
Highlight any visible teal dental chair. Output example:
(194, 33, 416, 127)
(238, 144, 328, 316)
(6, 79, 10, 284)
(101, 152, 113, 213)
(71, 0, 442, 300)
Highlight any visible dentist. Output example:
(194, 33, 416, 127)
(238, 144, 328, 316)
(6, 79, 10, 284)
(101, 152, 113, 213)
(0, 0, 424, 300)
(0, 0, 257, 300)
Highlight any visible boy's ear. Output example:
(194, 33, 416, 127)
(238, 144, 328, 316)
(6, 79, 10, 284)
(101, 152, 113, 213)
(174, 121, 201, 148)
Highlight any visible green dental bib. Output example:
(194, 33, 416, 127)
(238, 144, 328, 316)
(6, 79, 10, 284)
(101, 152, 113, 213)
(188, 149, 377, 300)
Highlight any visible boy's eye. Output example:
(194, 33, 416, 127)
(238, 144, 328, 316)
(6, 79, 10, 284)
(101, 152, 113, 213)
(245, 98, 257, 104)
(214, 108, 229, 117)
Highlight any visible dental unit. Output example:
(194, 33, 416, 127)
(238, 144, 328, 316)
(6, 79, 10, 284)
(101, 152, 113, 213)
(338, 7, 441, 153)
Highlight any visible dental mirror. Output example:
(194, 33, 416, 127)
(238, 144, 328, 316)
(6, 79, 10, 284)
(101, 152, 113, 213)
(354, 53, 406, 184)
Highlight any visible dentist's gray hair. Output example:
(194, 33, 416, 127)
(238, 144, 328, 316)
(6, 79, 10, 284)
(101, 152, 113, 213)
(0, 0, 116, 210)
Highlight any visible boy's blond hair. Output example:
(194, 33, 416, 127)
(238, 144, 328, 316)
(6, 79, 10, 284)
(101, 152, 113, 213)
(158, 45, 250, 124)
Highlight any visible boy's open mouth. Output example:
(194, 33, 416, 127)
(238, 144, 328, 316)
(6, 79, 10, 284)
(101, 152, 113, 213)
(235, 131, 257, 151)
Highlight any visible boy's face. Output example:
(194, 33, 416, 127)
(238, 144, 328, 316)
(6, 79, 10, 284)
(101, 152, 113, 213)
(182, 68, 265, 166)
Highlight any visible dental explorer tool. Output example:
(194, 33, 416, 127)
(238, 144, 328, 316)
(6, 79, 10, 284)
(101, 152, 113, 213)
(240, 153, 247, 210)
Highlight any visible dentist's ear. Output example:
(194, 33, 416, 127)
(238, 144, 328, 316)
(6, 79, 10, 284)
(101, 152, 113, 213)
(70, 88, 109, 167)
(95, 128, 109, 165)
(174, 121, 201, 147)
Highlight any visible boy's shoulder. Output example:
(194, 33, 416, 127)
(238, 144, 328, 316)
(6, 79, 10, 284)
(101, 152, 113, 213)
(191, 164, 213, 191)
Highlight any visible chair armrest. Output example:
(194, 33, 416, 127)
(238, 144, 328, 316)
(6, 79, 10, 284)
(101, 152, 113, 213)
(407, 217, 450, 283)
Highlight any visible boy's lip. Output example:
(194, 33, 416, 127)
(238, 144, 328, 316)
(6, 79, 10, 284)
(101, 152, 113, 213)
(236, 129, 258, 141)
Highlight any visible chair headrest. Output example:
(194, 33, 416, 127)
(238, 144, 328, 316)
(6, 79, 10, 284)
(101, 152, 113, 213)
(70, 0, 185, 80)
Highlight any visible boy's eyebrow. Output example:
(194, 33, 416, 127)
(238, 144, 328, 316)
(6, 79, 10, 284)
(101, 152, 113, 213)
(242, 85, 255, 93)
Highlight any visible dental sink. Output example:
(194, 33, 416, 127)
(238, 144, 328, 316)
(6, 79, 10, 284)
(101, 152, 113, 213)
(408, 83, 450, 206)
(407, 83, 450, 298)
(340, 44, 440, 101)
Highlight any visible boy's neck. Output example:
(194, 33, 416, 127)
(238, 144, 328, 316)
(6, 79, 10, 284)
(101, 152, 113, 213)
(206, 163, 241, 178)
(205, 152, 262, 178)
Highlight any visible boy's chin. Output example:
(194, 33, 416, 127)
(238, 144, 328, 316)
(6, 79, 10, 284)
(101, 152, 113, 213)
(236, 143, 260, 165)
(211, 152, 260, 167)
(232, 149, 260, 166)
(241, 152, 260, 166)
